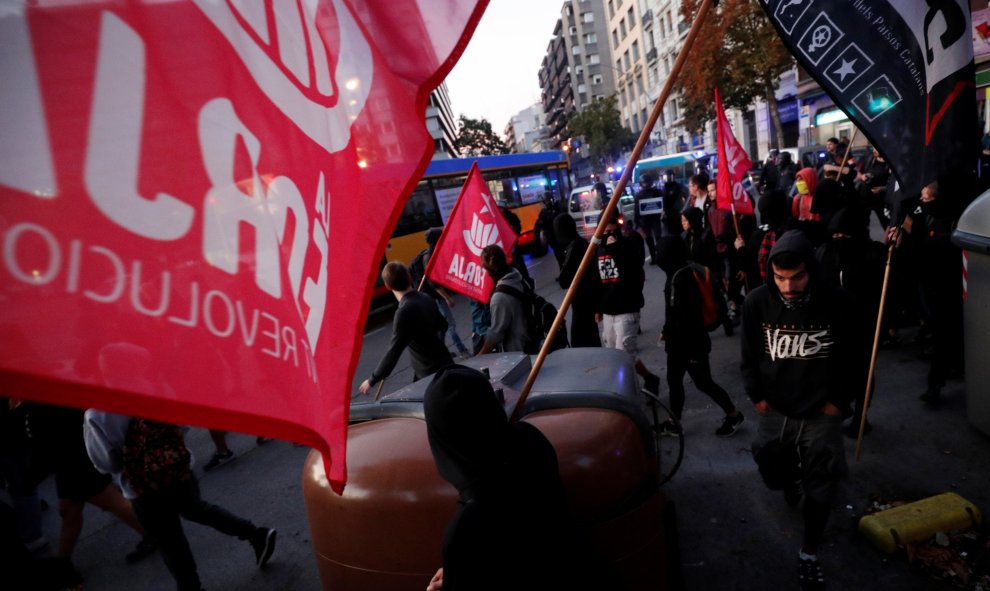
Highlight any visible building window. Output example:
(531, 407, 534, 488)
(569, 26, 578, 35)
(572, 45, 581, 55)
(627, 7, 635, 27)
(582, 11, 593, 23)
(623, 50, 631, 70)
(565, 5, 572, 16)
(632, 40, 640, 61)
(616, 58, 623, 73)
(608, 0, 615, 19)
(613, 30, 619, 48)
(619, 18, 626, 39)
(578, 83, 587, 93)
(588, 53, 600, 65)
(592, 74, 603, 85)
(585, 33, 597, 44)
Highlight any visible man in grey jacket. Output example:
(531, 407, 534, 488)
(477, 245, 528, 354)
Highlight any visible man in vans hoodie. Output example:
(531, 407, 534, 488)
(741, 230, 862, 418)
(740, 230, 864, 591)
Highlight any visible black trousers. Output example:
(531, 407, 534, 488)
(666, 353, 735, 420)
(132, 478, 257, 591)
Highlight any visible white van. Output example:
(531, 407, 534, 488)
(568, 184, 635, 239)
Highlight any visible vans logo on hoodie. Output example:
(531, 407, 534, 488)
(763, 324, 833, 361)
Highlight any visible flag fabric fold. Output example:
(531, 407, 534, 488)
(0, 0, 489, 494)
(425, 162, 518, 303)
(757, 0, 976, 202)
(715, 88, 755, 215)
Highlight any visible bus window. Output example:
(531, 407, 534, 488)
(394, 183, 441, 236)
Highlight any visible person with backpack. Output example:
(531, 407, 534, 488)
(478, 245, 529, 354)
(655, 236, 744, 438)
(411, 228, 471, 360)
(83, 405, 277, 591)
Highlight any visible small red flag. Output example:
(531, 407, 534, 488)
(715, 89, 755, 215)
(425, 162, 518, 302)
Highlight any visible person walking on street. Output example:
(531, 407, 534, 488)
(359, 262, 453, 394)
(554, 213, 601, 347)
(595, 214, 662, 395)
(478, 245, 529, 354)
(84, 410, 277, 591)
(655, 236, 744, 438)
(411, 228, 471, 360)
(741, 230, 863, 591)
(633, 173, 663, 264)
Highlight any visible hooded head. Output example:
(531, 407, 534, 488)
(794, 168, 818, 197)
(758, 190, 789, 228)
(656, 235, 688, 274)
(811, 178, 844, 215)
(425, 227, 443, 247)
(553, 212, 579, 243)
(767, 230, 817, 306)
(827, 207, 865, 240)
(682, 206, 705, 234)
(778, 151, 793, 166)
(425, 365, 509, 497)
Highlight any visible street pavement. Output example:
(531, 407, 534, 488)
(29, 237, 990, 591)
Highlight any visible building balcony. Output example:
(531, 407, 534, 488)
(641, 9, 653, 28)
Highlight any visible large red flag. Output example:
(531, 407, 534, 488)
(715, 89, 755, 215)
(0, 0, 488, 493)
(425, 162, 518, 303)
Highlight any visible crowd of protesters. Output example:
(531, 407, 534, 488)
(3, 135, 983, 591)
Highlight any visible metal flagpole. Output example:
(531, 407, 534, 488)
(509, 0, 717, 423)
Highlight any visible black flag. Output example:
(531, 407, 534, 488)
(759, 0, 977, 203)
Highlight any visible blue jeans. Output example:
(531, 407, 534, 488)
(436, 298, 468, 355)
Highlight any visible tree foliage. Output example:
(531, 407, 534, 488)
(566, 96, 635, 165)
(676, 0, 793, 146)
(455, 115, 510, 157)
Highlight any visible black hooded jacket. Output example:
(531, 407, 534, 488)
(424, 366, 603, 590)
(656, 236, 710, 357)
(740, 231, 863, 418)
(554, 213, 600, 307)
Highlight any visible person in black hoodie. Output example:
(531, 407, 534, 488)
(423, 366, 606, 591)
(554, 213, 601, 347)
(655, 237, 744, 438)
(596, 213, 661, 395)
(741, 230, 862, 591)
(817, 208, 886, 437)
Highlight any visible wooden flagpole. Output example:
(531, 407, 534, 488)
(855, 244, 895, 461)
(836, 127, 859, 178)
(509, 0, 717, 423)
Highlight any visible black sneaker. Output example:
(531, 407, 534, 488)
(256, 437, 270, 445)
(203, 449, 234, 472)
(715, 413, 744, 438)
(798, 555, 825, 590)
(657, 420, 682, 437)
(252, 528, 277, 568)
(643, 373, 661, 396)
(125, 537, 157, 564)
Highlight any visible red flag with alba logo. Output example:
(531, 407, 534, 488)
(425, 162, 518, 303)
(0, 0, 489, 493)
(715, 88, 755, 216)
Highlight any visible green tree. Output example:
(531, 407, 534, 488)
(566, 96, 635, 166)
(676, 0, 793, 148)
(455, 115, 510, 157)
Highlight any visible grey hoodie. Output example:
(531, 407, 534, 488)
(487, 268, 528, 352)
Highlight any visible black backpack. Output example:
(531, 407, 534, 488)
(493, 284, 568, 355)
(410, 248, 435, 295)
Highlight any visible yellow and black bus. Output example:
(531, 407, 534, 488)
(384, 151, 572, 266)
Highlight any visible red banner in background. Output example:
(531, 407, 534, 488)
(0, 0, 488, 493)
(714, 88, 755, 215)
(425, 163, 518, 303)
